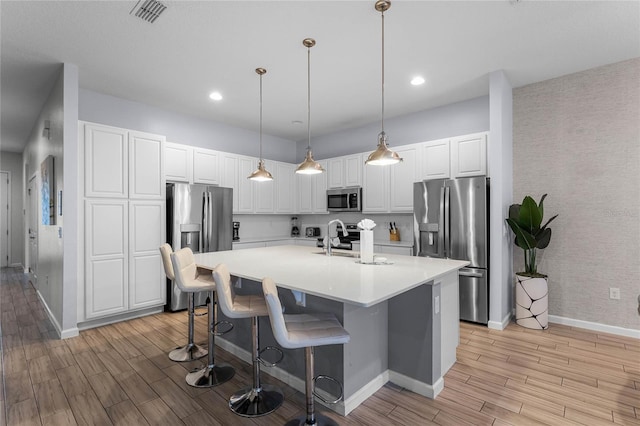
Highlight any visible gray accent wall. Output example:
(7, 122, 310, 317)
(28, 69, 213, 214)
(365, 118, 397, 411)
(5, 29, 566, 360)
(298, 95, 489, 160)
(513, 58, 640, 330)
(79, 89, 298, 163)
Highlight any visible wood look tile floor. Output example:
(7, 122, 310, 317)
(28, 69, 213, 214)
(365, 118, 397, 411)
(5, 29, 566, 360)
(1, 266, 639, 425)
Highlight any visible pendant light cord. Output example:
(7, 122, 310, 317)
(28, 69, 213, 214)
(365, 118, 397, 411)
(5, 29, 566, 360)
(381, 8, 385, 135)
(307, 45, 312, 152)
(259, 72, 263, 161)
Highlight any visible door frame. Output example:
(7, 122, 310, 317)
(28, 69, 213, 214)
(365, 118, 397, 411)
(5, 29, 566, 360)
(27, 172, 38, 281)
(1, 171, 10, 267)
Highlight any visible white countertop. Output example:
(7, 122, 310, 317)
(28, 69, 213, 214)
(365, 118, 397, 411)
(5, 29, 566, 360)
(195, 245, 468, 307)
(232, 236, 319, 244)
(352, 239, 414, 248)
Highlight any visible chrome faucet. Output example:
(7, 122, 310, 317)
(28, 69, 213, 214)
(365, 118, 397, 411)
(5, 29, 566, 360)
(325, 219, 348, 256)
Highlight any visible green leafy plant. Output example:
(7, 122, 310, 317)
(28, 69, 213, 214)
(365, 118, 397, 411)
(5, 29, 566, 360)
(506, 194, 558, 278)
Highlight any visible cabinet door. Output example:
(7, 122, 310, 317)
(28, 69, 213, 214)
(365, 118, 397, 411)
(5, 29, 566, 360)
(85, 200, 128, 319)
(275, 162, 295, 214)
(237, 156, 255, 213)
(421, 139, 450, 180)
(221, 153, 239, 213)
(390, 145, 419, 212)
(129, 200, 165, 309)
(165, 142, 192, 183)
(328, 158, 344, 188)
(129, 131, 165, 199)
(193, 148, 220, 185)
(344, 154, 363, 187)
(84, 123, 128, 198)
(313, 160, 328, 213)
(362, 163, 389, 212)
(254, 160, 275, 213)
(451, 133, 487, 178)
(297, 174, 313, 214)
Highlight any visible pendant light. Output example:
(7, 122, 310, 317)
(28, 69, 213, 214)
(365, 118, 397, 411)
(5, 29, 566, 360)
(248, 68, 274, 181)
(296, 38, 325, 175)
(365, 0, 402, 166)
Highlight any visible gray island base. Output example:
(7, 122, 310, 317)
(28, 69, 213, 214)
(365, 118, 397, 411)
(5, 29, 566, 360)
(195, 245, 468, 416)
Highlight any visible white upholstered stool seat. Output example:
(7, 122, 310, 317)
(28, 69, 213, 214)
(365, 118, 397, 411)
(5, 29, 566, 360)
(262, 278, 350, 426)
(213, 264, 284, 417)
(171, 248, 235, 387)
(159, 244, 208, 362)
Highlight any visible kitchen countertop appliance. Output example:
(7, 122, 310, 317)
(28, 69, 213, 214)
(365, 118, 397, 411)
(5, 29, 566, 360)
(414, 176, 489, 324)
(316, 223, 360, 250)
(327, 187, 362, 212)
(305, 227, 321, 237)
(291, 216, 300, 237)
(166, 183, 233, 311)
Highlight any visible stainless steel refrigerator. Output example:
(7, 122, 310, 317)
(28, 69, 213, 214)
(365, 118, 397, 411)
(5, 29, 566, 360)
(166, 183, 233, 311)
(413, 177, 489, 324)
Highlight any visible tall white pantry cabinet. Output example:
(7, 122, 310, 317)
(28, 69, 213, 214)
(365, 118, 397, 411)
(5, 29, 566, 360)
(81, 122, 166, 321)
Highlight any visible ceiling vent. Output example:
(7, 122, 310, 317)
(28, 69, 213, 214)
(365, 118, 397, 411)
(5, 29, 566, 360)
(130, 0, 167, 23)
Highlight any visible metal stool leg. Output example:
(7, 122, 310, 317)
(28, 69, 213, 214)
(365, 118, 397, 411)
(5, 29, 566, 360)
(186, 290, 235, 387)
(229, 316, 284, 417)
(285, 347, 338, 426)
(169, 292, 207, 362)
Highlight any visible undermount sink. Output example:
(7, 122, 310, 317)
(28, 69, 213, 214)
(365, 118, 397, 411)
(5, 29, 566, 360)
(313, 251, 358, 258)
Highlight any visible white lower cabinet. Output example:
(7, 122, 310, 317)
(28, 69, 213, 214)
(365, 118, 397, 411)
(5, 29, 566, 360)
(85, 200, 128, 319)
(129, 201, 165, 309)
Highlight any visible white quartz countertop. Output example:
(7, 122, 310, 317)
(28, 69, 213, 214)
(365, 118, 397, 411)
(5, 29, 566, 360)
(352, 239, 414, 248)
(195, 245, 468, 307)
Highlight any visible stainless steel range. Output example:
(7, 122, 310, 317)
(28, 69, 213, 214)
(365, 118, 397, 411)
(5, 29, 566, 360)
(316, 223, 360, 250)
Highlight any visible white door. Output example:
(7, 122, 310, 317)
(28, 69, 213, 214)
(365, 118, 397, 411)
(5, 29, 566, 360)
(28, 175, 38, 281)
(1, 172, 9, 267)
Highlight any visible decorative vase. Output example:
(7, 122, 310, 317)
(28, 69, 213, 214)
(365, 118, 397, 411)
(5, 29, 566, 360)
(515, 274, 548, 329)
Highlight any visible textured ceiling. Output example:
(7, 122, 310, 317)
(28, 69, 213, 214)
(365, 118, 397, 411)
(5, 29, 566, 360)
(1, 0, 639, 153)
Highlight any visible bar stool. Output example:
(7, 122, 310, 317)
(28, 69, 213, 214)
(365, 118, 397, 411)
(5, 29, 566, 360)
(159, 244, 208, 362)
(170, 247, 235, 387)
(262, 278, 350, 426)
(212, 264, 284, 417)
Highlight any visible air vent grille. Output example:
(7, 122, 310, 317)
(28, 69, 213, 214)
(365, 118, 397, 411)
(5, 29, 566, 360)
(131, 0, 167, 23)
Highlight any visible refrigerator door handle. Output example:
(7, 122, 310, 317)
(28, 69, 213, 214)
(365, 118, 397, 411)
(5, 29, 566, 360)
(202, 191, 209, 252)
(459, 270, 484, 278)
(443, 185, 450, 258)
(438, 187, 445, 258)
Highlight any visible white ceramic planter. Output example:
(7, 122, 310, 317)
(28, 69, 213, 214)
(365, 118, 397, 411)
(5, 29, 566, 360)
(515, 274, 549, 330)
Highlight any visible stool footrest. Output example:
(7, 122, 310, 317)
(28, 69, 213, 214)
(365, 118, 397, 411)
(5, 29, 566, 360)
(258, 346, 284, 367)
(312, 375, 343, 405)
(213, 320, 234, 336)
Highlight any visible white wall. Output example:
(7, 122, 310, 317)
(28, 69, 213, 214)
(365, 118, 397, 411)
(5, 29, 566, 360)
(513, 58, 640, 330)
(79, 89, 298, 163)
(0, 152, 24, 267)
(299, 95, 489, 160)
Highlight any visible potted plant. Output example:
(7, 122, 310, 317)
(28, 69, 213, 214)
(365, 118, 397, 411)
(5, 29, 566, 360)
(506, 194, 558, 329)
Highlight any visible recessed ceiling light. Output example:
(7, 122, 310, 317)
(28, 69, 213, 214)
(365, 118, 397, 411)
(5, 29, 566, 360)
(410, 76, 425, 86)
(209, 91, 223, 101)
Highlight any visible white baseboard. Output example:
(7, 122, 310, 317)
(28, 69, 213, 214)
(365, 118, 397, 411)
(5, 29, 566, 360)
(77, 306, 164, 331)
(549, 315, 640, 339)
(388, 370, 444, 399)
(216, 338, 389, 416)
(488, 312, 512, 330)
(36, 290, 79, 339)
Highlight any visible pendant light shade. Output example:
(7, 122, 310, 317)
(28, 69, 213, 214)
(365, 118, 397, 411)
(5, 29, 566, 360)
(248, 67, 274, 181)
(366, 0, 402, 166)
(296, 38, 325, 175)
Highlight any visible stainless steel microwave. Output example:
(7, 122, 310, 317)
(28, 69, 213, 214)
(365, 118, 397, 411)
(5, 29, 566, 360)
(327, 187, 362, 212)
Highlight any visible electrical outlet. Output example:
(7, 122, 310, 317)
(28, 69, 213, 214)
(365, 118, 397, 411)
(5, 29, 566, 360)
(609, 287, 620, 300)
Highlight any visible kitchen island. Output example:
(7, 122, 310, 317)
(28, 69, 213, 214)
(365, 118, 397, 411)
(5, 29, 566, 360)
(195, 245, 468, 415)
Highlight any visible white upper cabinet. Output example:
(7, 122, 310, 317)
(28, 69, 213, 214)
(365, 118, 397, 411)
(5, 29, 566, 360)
(165, 142, 192, 183)
(193, 148, 221, 185)
(313, 160, 328, 213)
(451, 133, 487, 178)
(254, 160, 275, 213)
(421, 138, 451, 180)
(220, 152, 239, 213)
(362, 162, 389, 213)
(328, 154, 362, 188)
(296, 160, 328, 214)
(390, 144, 419, 212)
(275, 162, 295, 214)
(129, 131, 165, 199)
(237, 156, 255, 213)
(84, 123, 128, 198)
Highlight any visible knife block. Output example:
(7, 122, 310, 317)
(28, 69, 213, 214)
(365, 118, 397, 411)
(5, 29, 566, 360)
(389, 229, 400, 241)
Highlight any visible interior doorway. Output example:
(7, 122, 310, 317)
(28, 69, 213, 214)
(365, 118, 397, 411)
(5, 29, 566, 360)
(1, 171, 9, 267)
(28, 174, 38, 283)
